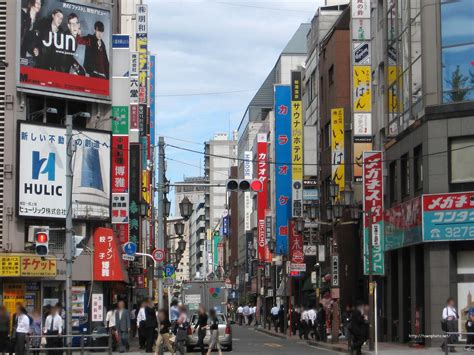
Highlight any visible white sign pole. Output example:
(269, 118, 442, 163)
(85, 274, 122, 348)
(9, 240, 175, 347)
(374, 281, 378, 355)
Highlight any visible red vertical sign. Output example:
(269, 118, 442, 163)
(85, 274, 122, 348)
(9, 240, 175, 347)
(289, 219, 304, 264)
(112, 136, 129, 193)
(93, 228, 125, 281)
(257, 134, 268, 261)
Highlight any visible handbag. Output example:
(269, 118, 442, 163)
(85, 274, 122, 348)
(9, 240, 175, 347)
(41, 336, 47, 347)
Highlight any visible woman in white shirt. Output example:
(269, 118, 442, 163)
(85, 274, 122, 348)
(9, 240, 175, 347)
(14, 303, 30, 355)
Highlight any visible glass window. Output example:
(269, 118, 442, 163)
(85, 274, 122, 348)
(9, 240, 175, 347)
(414, 145, 423, 191)
(441, 0, 474, 103)
(401, 153, 410, 197)
(450, 137, 474, 184)
(389, 161, 398, 204)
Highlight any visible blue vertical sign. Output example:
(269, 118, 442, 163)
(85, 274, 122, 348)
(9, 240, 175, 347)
(274, 85, 292, 254)
(150, 55, 156, 146)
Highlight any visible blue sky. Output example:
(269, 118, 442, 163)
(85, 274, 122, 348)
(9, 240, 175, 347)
(148, 0, 322, 193)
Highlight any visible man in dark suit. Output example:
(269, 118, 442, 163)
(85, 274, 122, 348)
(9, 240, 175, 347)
(115, 300, 130, 353)
(144, 299, 157, 353)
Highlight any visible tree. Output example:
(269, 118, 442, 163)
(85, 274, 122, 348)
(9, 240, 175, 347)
(445, 65, 470, 102)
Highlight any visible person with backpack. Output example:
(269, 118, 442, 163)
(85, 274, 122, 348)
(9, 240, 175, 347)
(348, 304, 368, 355)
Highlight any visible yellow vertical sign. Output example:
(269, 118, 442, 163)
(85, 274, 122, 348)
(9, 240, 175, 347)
(353, 66, 372, 112)
(331, 108, 345, 192)
(291, 71, 303, 218)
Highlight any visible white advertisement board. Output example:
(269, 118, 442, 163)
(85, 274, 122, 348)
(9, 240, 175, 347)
(18, 122, 111, 220)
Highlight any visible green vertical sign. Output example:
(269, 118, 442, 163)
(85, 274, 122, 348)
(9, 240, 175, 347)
(213, 232, 219, 271)
(112, 106, 129, 134)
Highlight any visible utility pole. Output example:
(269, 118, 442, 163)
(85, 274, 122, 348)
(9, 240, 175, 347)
(65, 114, 73, 352)
(157, 137, 165, 307)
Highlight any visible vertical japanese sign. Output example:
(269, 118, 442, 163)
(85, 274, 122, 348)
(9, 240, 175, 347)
(257, 133, 268, 261)
(129, 145, 141, 245)
(213, 232, 219, 271)
(351, 0, 372, 181)
(112, 136, 129, 194)
(274, 85, 292, 254)
(112, 106, 129, 135)
(291, 71, 303, 218)
(93, 227, 125, 281)
(150, 55, 156, 147)
(363, 151, 385, 275)
(289, 219, 305, 275)
(331, 108, 345, 193)
(244, 151, 253, 231)
(246, 232, 253, 283)
(92, 294, 104, 322)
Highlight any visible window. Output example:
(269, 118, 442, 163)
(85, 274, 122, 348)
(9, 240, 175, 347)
(450, 137, 474, 184)
(310, 70, 317, 102)
(414, 145, 423, 191)
(329, 65, 334, 86)
(320, 76, 324, 100)
(389, 161, 398, 204)
(441, 0, 474, 102)
(323, 122, 331, 149)
(401, 153, 410, 198)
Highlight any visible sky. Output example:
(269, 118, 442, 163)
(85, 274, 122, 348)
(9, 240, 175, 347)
(148, 0, 323, 200)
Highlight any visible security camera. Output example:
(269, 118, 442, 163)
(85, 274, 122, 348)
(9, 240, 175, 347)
(19, 103, 25, 111)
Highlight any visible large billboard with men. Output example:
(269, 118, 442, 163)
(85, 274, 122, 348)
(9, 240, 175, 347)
(18, 0, 111, 98)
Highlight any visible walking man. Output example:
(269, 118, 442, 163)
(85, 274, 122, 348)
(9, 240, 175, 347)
(43, 304, 63, 355)
(271, 304, 279, 332)
(441, 297, 459, 353)
(115, 300, 130, 353)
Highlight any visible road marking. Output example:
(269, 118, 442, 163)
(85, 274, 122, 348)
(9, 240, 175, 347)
(264, 342, 283, 348)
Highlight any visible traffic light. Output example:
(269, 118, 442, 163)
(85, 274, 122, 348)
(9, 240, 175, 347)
(226, 179, 264, 192)
(73, 235, 86, 258)
(35, 230, 49, 256)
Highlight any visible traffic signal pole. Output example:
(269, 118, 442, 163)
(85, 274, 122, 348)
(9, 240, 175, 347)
(157, 137, 165, 308)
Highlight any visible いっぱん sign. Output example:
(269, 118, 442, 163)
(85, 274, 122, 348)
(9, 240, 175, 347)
(423, 192, 474, 241)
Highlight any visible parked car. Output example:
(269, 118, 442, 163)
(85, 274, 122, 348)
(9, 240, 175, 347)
(186, 313, 232, 352)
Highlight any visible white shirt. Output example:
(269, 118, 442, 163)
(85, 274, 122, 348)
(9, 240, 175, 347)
(44, 314, 63, 333)
(442, 306, 458, 320)
(271, 307, 279, 316)
(106, 310, 116, 327)
(16, 314, 31, 334)
(242, 306, 250, 316)
(307, 309, 317, 322)
(302, 310, 309, 321)
(250, 307, 256, 315)
(237, 306, 243, 314)
(137, 307, 146, 327)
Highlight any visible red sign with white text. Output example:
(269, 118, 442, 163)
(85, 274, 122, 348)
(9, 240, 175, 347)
(257, 134, 268, 261)
(93, 227, 125, 281)
(423, 192, 474, 211)
(112, 136, 129, 193)
(363, 151, 383, 226)
(289, 219, 304, 264)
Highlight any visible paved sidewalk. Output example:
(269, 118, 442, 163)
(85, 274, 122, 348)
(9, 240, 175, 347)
(254, 326, 474, 354)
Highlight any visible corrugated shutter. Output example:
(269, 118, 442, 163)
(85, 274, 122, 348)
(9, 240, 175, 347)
(0, 0, 6, 249)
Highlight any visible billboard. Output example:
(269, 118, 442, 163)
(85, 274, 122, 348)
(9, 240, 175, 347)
(111, 136, 129, 193)
(331, 108, 345, 193)
(422, 192, 474, 242)
(17, 122, 110, 220)
(291, 71, 303, 218)
(257, 133, 268, 261)
(93, 227, 125, 281)
(363, 151, 385, 275)
(274, 85, 292, 255)
(289, 219, 305, 277)
(18, 0, 111, 98)
(243, 150, 253, 231)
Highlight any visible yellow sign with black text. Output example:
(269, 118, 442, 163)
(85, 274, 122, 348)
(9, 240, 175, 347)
(331, 108, 345, 193)
(0, 255, 57, 277)
(353, 66, 372, 112)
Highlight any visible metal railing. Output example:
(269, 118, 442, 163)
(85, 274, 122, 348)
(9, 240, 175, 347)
(26, 333, 112, 355)
(444, 331, 474, 355)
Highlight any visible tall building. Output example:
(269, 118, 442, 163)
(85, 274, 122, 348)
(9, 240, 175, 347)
(204, 132, 237, 276)
(188, 195, 206, 279)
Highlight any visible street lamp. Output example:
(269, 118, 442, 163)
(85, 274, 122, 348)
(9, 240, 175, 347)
(164, 197, 171, 217)
(164, 178, 170, 194)
(268, 239, 276, 253)
(295, 218, 305, 234)
(179, 196, 193, 220)
(308, 203, 318, 220)
(341, 187, 354, 206)
(250, 248, 256, 259)
(329, 181, 340, 200)
(174, 220, 185, 236)
(333, 202, 344, 220)
(326, 203, 333, 221)
(178, 238, 186, 252)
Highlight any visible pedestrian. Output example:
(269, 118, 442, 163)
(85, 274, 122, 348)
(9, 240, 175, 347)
(441, 297, 459, 353)
(342, 305, 353, 350)
(248, 304, 254, 326)
(105, 304, 117, 351)
(207, 308, 222, 355)
(270, 304, 279, 332)
(236, 305, 243, 326)
(44, 304, 63, 355)
(30, 310, 42, 355)
(170, 300, 180, 324)
(154, 309, 173, 355)
(307, 305, 317, 340)
(299, 306, 307, 339)
(130, 304, 137, 338)
(291, 306, 300, 336)
(137, 301, 147, 349)
(194, 305, 208, 355)
(465, 308, 474, 351)
(278, 305, 285, 334)
(144, 298, 158, 353)
(14, 304, 30, 355)
(348, 304, 368, 355)
(115, 300, 130, 353)
(317, 304, 327, 342)
(242, 304, 250, 326)
(0, 306, 10, 355)
(174, 305, 188, 355)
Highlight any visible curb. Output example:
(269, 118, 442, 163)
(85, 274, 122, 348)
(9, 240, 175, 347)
(307, 340, 350, 353)
(253, 327, 292, 340)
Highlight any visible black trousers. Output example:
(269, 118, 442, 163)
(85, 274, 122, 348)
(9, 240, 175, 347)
(145, 327, 155, 352)
(15, 333, 26, 355)
(138, 326, 146, 348)
(46, 331, 62, 355)
(197, 328, 206, 354)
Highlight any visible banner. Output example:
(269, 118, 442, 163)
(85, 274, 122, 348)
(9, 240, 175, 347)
(17, 122, 111, 220)
(150, 55, 156, 146)
(243, 150, 253, 231)
(363, 151, 385, 275)
(331, 108, 345, 193)
(274, 85, 292, 254)
(18, 0, 111, 98)
(422, 192, 474, 242)
(246, 232, 253, 283)
(111, 136, 129, 193)
(291, 71, 303, 218)
(257, 133, 268, 261)
(289, 219, 305, 276)
(93, 227, 125, 281)
(129, 144, 141, 244)
(112, 106, 129, 135)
